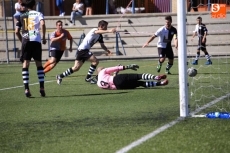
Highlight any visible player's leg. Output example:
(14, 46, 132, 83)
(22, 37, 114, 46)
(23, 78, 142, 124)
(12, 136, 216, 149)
(33, 42, 45, 97)
(141, 73, 167, 80)
(139, 79, 169, 88)
(192, 38, 201, 65)
(114, 74, 167, 89)
(85, 54, 99, 83)
(56, 60, 83, 85)
(201, 40, 212, 65)
(56, 50, 86, 85)
(165, 47, 174, 74)
(157, 48, 166, 73)
(21, 41, 32, 97)
(44, 50, 63, 73)
(43, 57, 57, 73)
(22, 60, 31, 97)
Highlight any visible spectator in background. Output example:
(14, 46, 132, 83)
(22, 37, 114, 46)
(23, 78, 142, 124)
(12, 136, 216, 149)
(84, 0, 93, 15)
(109, 0, 117, 14)
(69, 0, 84, 25)
(56, 0, 65, 16)
(14, 2, 26, 22)
(188, 0, 198, 12)
(14, 0, 22, 22)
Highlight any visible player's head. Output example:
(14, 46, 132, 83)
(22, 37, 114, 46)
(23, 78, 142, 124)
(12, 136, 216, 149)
(197, 16, 202, 24)
(56, 20, 63, 30)
(25, 0, 36, 9)
(97, 67, 104, 74)
(165, 15, 172, 29)
(98, 20, 108, 30)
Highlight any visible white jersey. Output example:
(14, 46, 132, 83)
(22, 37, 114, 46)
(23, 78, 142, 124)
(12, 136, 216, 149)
(15, 2, 21, 14)
(154, 26, 177, 48)
(16, 10, 44, 42)
(78, 28, 104, 51)
(73, 2, 84, 14)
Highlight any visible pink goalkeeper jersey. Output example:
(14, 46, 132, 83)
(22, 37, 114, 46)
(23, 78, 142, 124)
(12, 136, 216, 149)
(97, 66, 124, 90)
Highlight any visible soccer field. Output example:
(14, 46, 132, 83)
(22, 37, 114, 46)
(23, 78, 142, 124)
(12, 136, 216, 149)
(0, 59, 230, 153)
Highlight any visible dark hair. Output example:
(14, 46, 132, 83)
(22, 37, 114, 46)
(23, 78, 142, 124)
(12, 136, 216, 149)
(165, 15, 172, 22)
(25, 0, 35, 9)
(98, 20, 108, 27)
(56, 20, 63, 25)
(21, 3, 26, 7)
(197, 16, 202, 20)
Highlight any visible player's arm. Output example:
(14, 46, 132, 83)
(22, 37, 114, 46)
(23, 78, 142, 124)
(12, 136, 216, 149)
(100, 43, 112, 55)
(15, 27, 22, 43)
(15, 19, 22, 42)
(142, 34, 156, 48)
(68, 33, 73, 52)
(95, 28, 116, 34)
(191, 25, 198, 41)
(40, 19, 46, 44)
(174, 31, 178, 49)
(203, 26, 208, 40)
(174, 37, 178, 49)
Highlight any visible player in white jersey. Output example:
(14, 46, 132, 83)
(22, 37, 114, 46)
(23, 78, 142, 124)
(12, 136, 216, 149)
(191, 16, 212, 65)
(56, 20, 116, 85)
(15, 0, 46, 97)
(142, 16, 178, 74)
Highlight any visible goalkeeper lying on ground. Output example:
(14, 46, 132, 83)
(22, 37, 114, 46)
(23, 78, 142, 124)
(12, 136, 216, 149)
(96, 64, 168, 90)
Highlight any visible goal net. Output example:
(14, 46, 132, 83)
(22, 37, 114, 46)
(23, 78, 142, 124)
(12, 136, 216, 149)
(186, 1, 230, 117)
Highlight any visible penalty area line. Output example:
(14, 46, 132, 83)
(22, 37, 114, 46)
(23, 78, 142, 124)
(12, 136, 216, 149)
(0, 80, 56, 91)
(116, 93, 230, 153)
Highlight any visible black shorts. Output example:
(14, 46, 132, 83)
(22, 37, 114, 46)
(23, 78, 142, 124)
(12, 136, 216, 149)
(49, 50, 64, 62)
(75, 49, 93, 62)
(158, 47, 174, 59)
(84, 0, 92, 7)
(113, 74, 141, 89)
(197, 37, 206, 51)
(21, 40, 42, 61)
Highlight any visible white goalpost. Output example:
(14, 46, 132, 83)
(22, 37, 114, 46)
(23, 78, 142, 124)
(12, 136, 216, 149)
(177, 0, 189, 117)
(180, 1, 230, 118)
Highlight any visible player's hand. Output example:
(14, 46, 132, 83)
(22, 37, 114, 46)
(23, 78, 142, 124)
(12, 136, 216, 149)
(191, 38, 194, 42)
(175, 45, 178, 50)
(125, 64, 139, 71)
(202, 38, 205, 43)
(109, 28, 116, 33)
(60, 33, 65, 38)
(42, 39, 46, 44)
(142, 43, 148, 48)
(106, 50, 112, 56)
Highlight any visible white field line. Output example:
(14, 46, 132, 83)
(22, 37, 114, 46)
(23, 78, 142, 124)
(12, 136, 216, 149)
(0, 80, 56, 91)
(115, 93, 230, 153)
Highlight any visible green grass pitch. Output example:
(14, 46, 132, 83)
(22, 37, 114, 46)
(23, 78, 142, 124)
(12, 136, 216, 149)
(0, 59, 230, 153)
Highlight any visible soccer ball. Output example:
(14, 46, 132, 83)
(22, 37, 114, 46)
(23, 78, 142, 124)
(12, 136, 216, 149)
(187, 67, 197, 77)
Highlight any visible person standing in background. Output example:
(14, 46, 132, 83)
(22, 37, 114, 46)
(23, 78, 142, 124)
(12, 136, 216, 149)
(188, 0, 198, 12)
(14, 0, 23, 22)
(191, 16, 212, 65)
(56, 0, 65, 16)
(69, 0, 84, 25)
(84, 0, 93, 15)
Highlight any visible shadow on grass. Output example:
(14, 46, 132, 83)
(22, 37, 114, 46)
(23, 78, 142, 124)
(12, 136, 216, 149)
(44, 91, 130, 98)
